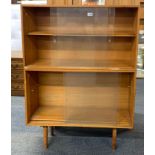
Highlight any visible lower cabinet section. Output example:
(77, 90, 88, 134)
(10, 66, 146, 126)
(25, 72, 135, 129)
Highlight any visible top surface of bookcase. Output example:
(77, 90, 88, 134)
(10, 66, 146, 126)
(21, 4, 139, 8)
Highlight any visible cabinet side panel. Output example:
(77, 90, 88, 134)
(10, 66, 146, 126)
(25, 72, 39, 124)
(21, 7, 37, 66)
(129, 73, 136, 128)
(129, 9, 139, 127)
(130, 8, 139, 67)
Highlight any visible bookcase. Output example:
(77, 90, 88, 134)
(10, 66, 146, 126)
(21, 1, 139, 149)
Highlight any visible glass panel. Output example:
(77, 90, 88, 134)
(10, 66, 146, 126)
(28, 72, 131, 127)
(64, 73, 131, 127)
(25, 7, 135, 71)
(33, 7, 136, 36)
(24, 7, 137, 68)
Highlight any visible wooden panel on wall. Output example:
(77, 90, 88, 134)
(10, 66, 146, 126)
(11, 54, 24, 96)
(139, 0, 144, 30)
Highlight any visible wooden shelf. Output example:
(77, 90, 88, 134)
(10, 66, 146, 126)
(31, 106, 131, 128)
(28, 30, 136, 37)
(25, 59, 135, 72)
(31, 106, 64, 121)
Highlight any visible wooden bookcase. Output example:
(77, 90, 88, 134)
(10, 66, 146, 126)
(21, 1, 139, 149)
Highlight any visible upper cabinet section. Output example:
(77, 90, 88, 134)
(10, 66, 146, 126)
(22, 7, 138, 36)
(47, 0, 139, 6)
(21, 6, 138, 71)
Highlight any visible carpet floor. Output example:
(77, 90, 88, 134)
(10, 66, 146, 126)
(11, 79, 144, 155)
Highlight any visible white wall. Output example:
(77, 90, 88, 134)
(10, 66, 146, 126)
(11, 4, 22, 53)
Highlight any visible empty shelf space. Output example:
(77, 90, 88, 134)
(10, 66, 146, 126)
(24, 7, 138, 39)
(31, 106, 131, 128)
(31, 106, 64, 121)
(24, 59, 135, 72)
(65, 107, 131, 127)
(28, 30, 136, 37)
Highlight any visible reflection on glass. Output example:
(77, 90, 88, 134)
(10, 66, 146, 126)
(34, 8, 134, 70)
(28, 71, 132, 127)
(82, 0, 105, 5)
(64, 72, 131, 126)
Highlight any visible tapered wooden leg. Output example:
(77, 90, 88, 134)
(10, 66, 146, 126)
(112, 128, 117, 150)
(51, 126, 55, 136)
(43, 126, 48, 149)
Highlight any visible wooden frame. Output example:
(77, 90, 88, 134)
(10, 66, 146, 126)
(21, 2, 139, 149)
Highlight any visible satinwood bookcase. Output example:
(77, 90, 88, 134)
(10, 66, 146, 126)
(21, 0, 139, 149)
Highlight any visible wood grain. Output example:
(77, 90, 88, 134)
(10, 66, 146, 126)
(25, 72, 39, 123)
(43, 126, 48, 149)
(139, 0, 144, 30)
(112, 128, 117, 150)
(31, 106, 131, 128)
(11, 57, 24, 96)
(21, 7, 37, 66)
(28, 31, 136, 37)
(24, 59, 135, 72)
